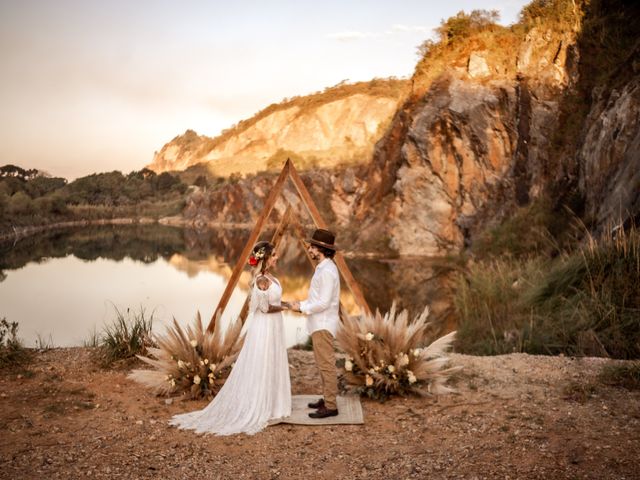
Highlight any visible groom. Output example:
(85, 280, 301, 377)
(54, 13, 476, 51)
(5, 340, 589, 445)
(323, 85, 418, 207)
(291, 228, 340, 419)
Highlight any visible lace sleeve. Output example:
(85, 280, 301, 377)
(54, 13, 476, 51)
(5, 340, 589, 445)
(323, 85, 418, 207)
(249, 285, 270, 314)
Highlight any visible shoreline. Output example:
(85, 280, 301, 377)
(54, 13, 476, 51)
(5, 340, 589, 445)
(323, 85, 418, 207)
(0, 218, 159, 243)
(0, 219, 412, 260)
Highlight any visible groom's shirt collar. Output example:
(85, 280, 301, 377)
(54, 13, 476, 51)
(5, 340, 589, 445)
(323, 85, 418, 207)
(315, 258, 331, 270)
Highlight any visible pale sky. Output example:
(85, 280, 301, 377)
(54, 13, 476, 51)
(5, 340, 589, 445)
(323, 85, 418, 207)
(0, 0, 530, 179)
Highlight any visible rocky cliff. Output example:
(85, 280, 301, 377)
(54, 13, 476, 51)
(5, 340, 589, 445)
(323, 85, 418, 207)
(148, 80, 408, 176)
(176, 1, 639, 258)
(578, 62, 640, 231)
(351, 0, 640, 255)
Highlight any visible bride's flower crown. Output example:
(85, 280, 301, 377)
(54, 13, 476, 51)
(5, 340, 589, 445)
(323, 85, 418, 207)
(248, 246, 267, 267)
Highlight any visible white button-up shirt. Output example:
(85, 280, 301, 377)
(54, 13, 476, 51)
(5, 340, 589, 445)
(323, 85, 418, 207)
(300, 258, 340, 337)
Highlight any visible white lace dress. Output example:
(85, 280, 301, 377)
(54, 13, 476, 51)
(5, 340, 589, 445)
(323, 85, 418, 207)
(169, 278, 291, 435)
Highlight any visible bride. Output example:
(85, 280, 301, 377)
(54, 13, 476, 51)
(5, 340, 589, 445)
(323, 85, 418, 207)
(169, 241, 291, 435)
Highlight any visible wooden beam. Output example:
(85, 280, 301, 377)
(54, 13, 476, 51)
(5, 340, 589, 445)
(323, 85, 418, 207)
(271, 205, 293, 250)
(286, 160, 372, 317)
(206, 161, 291, 332)
(237, 206, 293, 324)
(288, 211, 316, 265)
(207, 157, 373, 333)
(286, 158, 328, 229)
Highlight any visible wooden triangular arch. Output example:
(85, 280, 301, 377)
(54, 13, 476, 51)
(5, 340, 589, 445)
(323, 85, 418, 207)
(206, 158, 372, 333)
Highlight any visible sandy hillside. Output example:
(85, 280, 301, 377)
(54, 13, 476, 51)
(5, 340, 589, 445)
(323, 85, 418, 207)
(1, 348, 639, 479)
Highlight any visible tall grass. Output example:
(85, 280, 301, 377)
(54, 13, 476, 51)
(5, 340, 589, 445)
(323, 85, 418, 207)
(598, 362, 640, 390)
(454, 257, 547, 355)
(0, 318, 30, 367)
(35, 333, 54, 351)
(99, 306, 155, 366)
(83, 326, 100, 348)
(456, 224, 640, 358)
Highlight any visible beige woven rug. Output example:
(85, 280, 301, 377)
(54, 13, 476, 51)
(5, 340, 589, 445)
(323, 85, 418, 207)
(269, 395, 364, 426)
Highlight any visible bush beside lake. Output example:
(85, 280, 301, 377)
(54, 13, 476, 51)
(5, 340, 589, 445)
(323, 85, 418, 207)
(0, 165, 188, 233)
(455, 199, 639, 359)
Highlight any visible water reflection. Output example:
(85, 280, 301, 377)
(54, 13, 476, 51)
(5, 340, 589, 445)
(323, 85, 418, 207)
(0, 225, 456, 347)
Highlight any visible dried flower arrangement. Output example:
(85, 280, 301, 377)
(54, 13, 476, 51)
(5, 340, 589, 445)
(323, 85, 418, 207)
(337, 303, 460, 401)
(128, 312, 244, 399)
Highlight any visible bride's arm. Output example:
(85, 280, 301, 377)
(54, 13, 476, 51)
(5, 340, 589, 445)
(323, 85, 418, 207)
(256, 276, 288, 313)
(267, 304, 288, 313)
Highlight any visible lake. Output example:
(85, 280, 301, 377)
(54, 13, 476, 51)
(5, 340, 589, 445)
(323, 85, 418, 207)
(0, 224, 456, 348)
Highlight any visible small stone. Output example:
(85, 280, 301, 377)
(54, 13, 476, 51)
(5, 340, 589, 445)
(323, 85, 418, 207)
(136, 420, 143, 425)
(164, 398, 173, 405)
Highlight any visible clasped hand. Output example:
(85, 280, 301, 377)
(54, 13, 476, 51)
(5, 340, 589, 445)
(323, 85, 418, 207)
(281, 300, 301, 312)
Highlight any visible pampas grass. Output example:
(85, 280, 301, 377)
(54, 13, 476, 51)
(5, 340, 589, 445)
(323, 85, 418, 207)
(128, 312, 244, 399)
(337, 303, 459, 401)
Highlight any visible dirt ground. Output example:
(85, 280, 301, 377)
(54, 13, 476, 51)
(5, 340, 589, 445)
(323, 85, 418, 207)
(1, 348, 639, 480)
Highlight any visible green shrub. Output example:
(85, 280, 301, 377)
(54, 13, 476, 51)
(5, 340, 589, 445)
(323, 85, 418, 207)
(472, 197, 580, 259)
(436, 9, 500, 44)
(0, 318, 30, 367)
(527, 227, 640, 358)
(520, 0, 578, 27)
(598, 362, 640, 390)
(99, 306, 155, 366)
(291, 336, 313, 351)
(8, 191, 34, 216)
(456, 225, 640, 358)
(454, 257, 547, 355)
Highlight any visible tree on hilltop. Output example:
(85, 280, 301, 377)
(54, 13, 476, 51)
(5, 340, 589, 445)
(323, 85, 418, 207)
(0, 165, 39, 181)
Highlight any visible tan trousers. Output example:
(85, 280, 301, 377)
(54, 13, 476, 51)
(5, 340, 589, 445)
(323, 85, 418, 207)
(311, 329, 338, 410)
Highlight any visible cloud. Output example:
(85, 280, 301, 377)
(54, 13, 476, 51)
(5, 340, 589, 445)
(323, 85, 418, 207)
(325, 31, 381, 41)
(390, 24, 431, 34)
(327, 24, 433, 42)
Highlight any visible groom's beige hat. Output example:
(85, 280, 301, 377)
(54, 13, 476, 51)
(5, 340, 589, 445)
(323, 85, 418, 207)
(307, 228, 338, 251)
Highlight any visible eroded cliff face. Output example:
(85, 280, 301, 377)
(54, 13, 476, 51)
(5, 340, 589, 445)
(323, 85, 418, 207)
(149, 130, 212, 173)
(351, 24, 580, 255)
(385, 76, 519, 254)
(578, 68, 640, 230)
(182, 167, 364, 236)
(173, 3, 639, 258)
(352, 5, 639, 256)
(149, 87, 406, 177)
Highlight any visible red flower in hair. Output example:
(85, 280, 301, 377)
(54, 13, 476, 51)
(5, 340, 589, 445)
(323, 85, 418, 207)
(248, 246, 266, 267)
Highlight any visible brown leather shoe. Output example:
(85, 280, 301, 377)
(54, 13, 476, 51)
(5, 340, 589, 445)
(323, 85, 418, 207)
(307, 398, 324, 409)
(308, 406, 339, 419)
